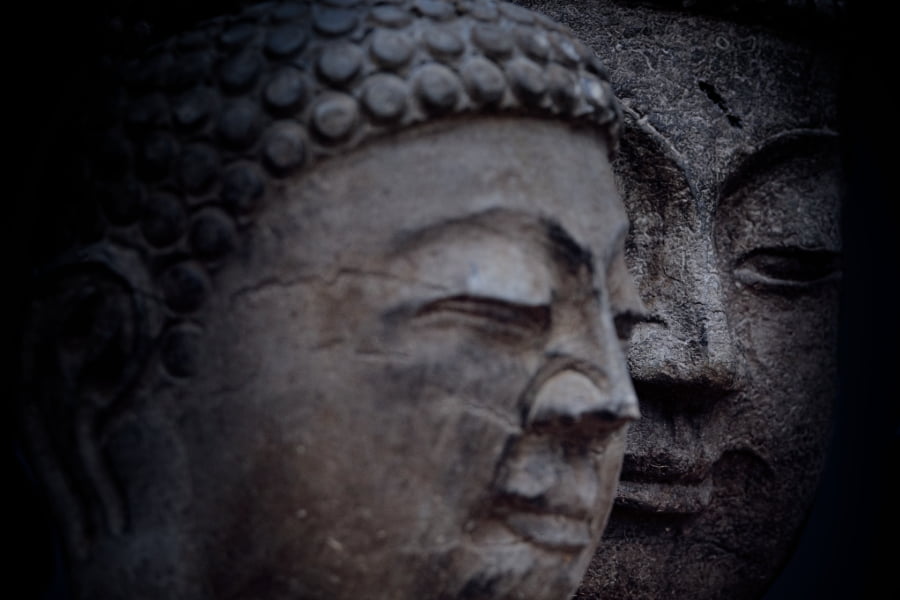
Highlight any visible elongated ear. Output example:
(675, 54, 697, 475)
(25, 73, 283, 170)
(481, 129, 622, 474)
(19, 246, 159, 560)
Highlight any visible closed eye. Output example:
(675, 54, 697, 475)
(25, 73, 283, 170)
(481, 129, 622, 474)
(414, 295, 551, 339)
(613, 310, 645, 342)
(734, 247, 841, 290)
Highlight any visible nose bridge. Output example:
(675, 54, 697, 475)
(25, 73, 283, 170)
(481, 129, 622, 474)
(695, 262, 736, 374)
(629, 235, 737, 389)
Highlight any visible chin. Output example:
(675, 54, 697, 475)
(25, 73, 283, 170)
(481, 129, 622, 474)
(579, 442, 825, 600)
(430, 522, 600, 600)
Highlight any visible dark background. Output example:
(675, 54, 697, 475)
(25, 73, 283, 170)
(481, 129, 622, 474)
(763, 1, 898, 597)
(7, 1, 896, 598)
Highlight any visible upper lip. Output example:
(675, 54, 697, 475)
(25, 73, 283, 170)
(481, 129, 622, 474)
(615, 478, 713, 514)
(614, 453, 714, 514)
(609, 377, 734, 514)
(492, 493, 595, 551)
(620, 452, 711, 485)
(493, 491, 593, 521)
(612, 386, 719, 515)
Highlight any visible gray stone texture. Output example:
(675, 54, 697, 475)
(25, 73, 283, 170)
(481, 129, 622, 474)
(514, 1, 842, 598)
(14, 2, 641, 599)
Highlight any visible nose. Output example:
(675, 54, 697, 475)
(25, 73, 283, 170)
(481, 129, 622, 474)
(491, 307, 638, 519)
(520, 284, 642, 436)
(494, 339, 637, 516)
(627, 250, 737, 396)
(525, 367, 639, 437)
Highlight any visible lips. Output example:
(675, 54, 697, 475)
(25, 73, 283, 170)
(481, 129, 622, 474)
(486, 363, 633, 552)
(615, 453, 714, 514)
(615, 478, 712, 514)
(499, 509, 594, 551)
(488, 431, 608, 553)
(492, 490, 597, 552)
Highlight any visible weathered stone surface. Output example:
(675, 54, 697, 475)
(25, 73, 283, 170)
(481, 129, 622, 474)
(516, 1, 842, 598)
(14, 2, 638, 599)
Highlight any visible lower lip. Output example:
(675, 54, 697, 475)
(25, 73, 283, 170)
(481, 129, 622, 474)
(615, 478, 713, 514)
(499, 512, 593, 552)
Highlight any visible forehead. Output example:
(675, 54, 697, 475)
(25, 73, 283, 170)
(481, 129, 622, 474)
(245, 117, 626, 274)
(519, 1, 840, 211)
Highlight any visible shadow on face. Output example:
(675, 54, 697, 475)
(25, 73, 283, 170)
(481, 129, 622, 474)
(166, 118, 641, 600)
(11, 1, 638, 596)
(514, 1, 842, 598)
(19, 118, 643, 600)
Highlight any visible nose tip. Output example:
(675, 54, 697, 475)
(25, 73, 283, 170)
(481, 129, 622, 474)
(628, 300, 737, 391)
(526, 369, 639, 436)
(627, 252, 738, 393)
(627, 318, 737, 391)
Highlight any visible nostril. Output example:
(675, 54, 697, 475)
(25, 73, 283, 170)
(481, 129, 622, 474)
(526, 369, 638, 434)
(581, 409, 637, 438)
(632, 378, 732, 416)
(627, 320, 738, 393)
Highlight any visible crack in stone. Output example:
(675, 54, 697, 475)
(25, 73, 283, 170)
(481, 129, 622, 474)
(697, 80, 743, 128)
(623, 105, 700, 202)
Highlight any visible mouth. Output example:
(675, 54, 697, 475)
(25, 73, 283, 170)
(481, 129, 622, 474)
(493, 501, 595, 552)
(489, 485, 599, 553)
(614, 454, 714, 515)
(485, 409, 623, 553)
(615, 478, 712, 514)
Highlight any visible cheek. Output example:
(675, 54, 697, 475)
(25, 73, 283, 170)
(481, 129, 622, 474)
(360, 336, 537, 505)
(183, 277, 546, 586)
(726, 286, 838, 451)
(245, 332, 539, 548)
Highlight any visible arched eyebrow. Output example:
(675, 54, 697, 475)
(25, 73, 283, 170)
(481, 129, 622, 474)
(542, 219, 595, 276)
(388, 208, 598, 281)
(718, 129, 840, 201)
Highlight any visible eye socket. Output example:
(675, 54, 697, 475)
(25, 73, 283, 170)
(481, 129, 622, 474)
(613, 310, 643, 342)
(734, 247, 841, 290)
(414, 295, 551, 339)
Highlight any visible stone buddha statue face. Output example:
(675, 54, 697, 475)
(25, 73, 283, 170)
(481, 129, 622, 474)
(516, 1, 842, 598)
(17, 2, 641, 599)
(155, 118, 638, 600)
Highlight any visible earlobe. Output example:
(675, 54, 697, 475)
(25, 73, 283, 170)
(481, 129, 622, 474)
(19, 246, 160, 560)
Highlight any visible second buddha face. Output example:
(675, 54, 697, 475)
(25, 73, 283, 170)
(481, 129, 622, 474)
(516, 1, 842, 598)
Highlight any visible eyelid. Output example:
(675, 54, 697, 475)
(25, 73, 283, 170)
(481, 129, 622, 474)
(733, 246, 842, 290)
(612, 309, 647, 342)
(414, 294, 551, 333)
